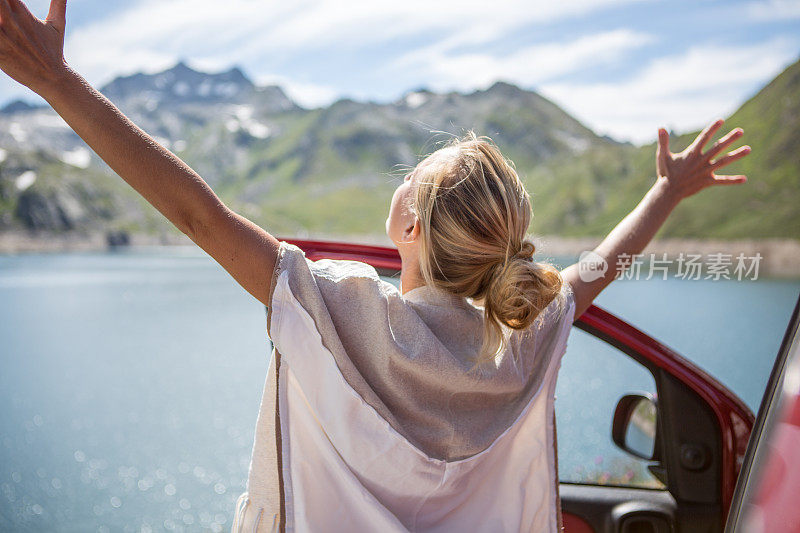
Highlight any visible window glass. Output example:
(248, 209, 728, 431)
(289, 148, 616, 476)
(556, 328, 665, 489)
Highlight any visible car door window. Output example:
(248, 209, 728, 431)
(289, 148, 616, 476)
(556, 327, 665, 489)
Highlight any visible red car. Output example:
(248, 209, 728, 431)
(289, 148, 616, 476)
(725, 293, 800, 532)
(284, 238, 773, 533)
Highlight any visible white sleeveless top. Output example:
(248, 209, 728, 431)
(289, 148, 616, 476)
(233, 242, 575, 532)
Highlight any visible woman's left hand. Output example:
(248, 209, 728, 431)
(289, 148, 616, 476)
(656, 118, 750, 201)
(564, 118, 751, 319)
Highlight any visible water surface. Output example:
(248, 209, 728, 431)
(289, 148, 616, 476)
(0, 249, 797, 531)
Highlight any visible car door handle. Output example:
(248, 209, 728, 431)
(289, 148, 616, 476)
(612, 501, 674, 533)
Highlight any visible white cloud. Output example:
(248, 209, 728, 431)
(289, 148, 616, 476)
(3, 0, 796, 146)
(539, 38, 800, 144)
(63, 0, 293, 84)
(746, 0, 800, 21)
(390, 29, 654, 92)
(61, 0, 650, 89)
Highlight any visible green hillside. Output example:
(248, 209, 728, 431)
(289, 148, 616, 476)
(0, 59, 797, 243)
(656, 58, 800, 239)
(522, 58, 800, 240)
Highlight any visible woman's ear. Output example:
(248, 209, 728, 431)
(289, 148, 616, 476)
(402, 217, 421, 244)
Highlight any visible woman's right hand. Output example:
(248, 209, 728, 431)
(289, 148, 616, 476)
(0, 0, 282, 310)
(0, 0, 68, 95)
(654, 119, 750, 202)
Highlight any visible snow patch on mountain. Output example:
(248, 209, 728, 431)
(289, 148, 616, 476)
(225, 106, 271, 139)
(15, 171, 36, 191)
(9, 122, 26, 142)
(62, 148, 92, 169)
(405, 92, 429, 109)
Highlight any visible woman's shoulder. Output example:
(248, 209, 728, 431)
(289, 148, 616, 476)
(268, 240, 400, 340)
(276, 241, 373, 279)
(273, 241, 398, 303)
(532, 280, 575, 331)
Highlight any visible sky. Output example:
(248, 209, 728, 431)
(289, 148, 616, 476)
(5, 0, 800, 144)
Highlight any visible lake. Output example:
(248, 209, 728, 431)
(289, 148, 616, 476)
(1, 248, 798, 531)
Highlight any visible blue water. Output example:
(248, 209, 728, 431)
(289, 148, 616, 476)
(0, 249, 798, 531)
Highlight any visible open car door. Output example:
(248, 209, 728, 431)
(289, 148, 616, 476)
(559, 303, 753, 533)
(280, 239, 755, 533)
(724, 294, 800, 532)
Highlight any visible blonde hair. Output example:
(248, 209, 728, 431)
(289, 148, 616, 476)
(413, 132, 564, 364)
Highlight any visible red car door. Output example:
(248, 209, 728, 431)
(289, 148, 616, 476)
(725, 295, 800, 532)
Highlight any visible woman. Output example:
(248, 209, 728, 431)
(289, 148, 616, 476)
(0, 1, 750, 531)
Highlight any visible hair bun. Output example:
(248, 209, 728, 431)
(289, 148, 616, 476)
(486, 250, 562, 332)
(511, 240, 536, 262)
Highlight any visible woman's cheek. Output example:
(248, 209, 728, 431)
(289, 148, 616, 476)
(386, 190, 401, 239)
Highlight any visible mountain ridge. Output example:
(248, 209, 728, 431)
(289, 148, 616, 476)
(0, 59, 797, 245)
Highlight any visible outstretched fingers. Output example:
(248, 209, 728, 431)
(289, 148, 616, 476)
(0, 27, 12, 59)
(711, 174, 747, 186)
(6, 0, 44, 33)
(6, 0, 32, 18)
(657, 127, 670, 155)
(46, 0, 66, 32)
(0, 0, 16, 28)
(704, 127, 744, 160)
(689, 118, 724, 154)
(2, 0, 33, 33)
(0, 0, 68, 92)
(0, 0, 25, 46)
(655, 127, 670, 177)
(710, 145, 751, 170)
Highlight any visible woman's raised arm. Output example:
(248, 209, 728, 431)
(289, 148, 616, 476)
(561, 119, 751, 319)
(0, 0, 280, 305)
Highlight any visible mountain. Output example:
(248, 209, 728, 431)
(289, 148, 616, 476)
(0, 99, 41, 114)
(0, 59, 797, 243)
(101, 61, 255, 104)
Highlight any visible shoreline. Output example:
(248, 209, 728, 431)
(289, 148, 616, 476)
(2, 230, 799, 278)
